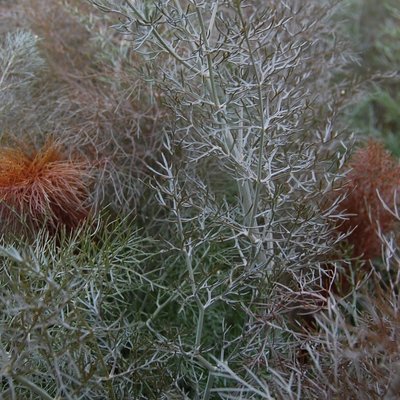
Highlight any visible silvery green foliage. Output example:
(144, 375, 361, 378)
(0, 219, 159, 399)
(0, 30, 44, 88)
(95, 0, 350, 266)
(0, 30, 45, 135)
(2, 1, 399, 398)
(88, 0, 353, 398)
(0, 0, 358, 398)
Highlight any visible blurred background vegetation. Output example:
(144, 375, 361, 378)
(341, 0, 400, 154)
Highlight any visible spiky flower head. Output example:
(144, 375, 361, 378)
(335, 140, 400, 259)
(0, 141, 92, 236)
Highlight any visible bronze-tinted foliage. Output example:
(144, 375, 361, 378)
(21, 0, 162, 210)
(0, 141, 91, 235)
(336, 141, 400, 259)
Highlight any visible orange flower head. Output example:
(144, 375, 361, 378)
(0, 141, 91, 235)
(335, 140, 400, 259)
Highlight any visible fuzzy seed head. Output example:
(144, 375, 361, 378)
(0, 141, 91, 235)
(335, 141, 400, 259)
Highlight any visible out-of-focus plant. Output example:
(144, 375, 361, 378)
(22, 0, 164, 210)
(340, 0, 400, 155)
(0, 0, 163, 212)
(0, 30, 45, 142)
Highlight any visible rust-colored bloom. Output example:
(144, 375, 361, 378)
(335, 140, 400, 259)
(0, 141, 91, 235)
